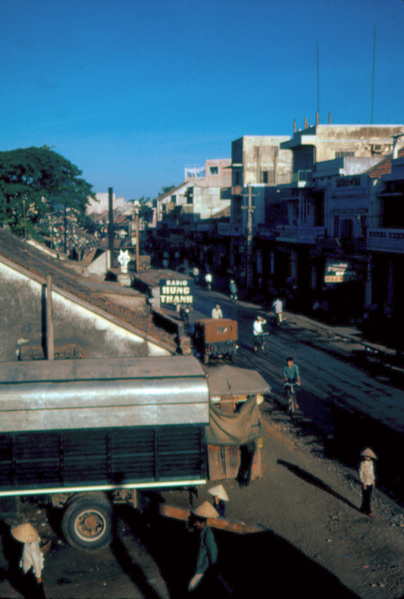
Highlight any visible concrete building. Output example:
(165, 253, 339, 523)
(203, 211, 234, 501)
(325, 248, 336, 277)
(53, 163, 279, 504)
(260, 121, 404, 315)
(365, 148, 404, 345)
(228, 135, 292, 281)
(156, 158, 232, 224)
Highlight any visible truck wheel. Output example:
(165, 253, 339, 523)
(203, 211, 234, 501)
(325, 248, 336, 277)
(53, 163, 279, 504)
(62, 495, 112, 551)
(230, 349, 236, 362)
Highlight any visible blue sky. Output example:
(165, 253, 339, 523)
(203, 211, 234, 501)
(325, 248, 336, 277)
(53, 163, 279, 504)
(1, 0, 404, 199)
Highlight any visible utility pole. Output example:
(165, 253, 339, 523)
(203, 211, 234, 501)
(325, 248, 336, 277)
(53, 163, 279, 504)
(108, 187, 115, 268)
(135, 205, 140, 272)
(46, 275, 54, 360)
(241, 184, 259, 289)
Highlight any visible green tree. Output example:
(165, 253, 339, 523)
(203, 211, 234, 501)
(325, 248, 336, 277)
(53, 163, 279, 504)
(0, 146, 95, 237)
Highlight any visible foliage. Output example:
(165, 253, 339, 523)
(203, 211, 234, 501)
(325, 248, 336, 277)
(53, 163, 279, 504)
(0, 146, 95, 237)
(157, 185, 176, 198)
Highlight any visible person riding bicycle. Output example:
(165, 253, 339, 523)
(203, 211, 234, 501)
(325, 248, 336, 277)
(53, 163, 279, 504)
(253, 316, 267, 351)
(283, 357, 301, 408)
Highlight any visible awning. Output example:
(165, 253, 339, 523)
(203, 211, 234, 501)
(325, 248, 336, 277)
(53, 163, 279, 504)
(207, 365, 271, 399)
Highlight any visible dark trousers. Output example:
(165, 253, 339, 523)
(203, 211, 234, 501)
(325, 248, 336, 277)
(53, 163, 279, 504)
(23, 569, 46, 599)
(360, 485, 373, 515)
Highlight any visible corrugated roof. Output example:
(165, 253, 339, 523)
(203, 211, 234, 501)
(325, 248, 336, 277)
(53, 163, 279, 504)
(0, 230, 176, 351)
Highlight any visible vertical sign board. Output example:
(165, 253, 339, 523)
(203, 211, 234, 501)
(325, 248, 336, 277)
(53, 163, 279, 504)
(324, 261, 358, 283)
(159, 279, 195, 306)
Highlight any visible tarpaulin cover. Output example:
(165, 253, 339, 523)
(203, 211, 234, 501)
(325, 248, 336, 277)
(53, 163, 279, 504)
(206, 396, 262, 446)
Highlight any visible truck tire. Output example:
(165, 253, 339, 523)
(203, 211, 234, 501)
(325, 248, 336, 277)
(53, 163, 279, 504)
(62, 494, 112, 551)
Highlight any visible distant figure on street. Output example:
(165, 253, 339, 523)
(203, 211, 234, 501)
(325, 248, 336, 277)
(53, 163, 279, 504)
(253, 316, 267, 351)
(272, 297, 283, 322)
(205, 272, 213, 291)
(229, 279, 238, 301)
(359, 448, 377, 517)
(283, 357, 301, 409)
(211, 305, 223, 319)
(11, 523, 46, 599)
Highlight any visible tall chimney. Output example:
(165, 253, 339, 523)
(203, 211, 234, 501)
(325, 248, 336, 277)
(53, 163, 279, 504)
(293, 119, 297, 133)
(304, 117, 308, 129)
(316, 111, 319, 126)
(328, 112, 332, 124)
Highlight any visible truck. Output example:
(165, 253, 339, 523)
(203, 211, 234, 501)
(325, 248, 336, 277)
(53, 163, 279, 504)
(0, 356, 209, 551)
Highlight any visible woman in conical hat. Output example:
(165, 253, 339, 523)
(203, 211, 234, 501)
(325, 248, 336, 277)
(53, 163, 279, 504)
(207, 484, 229, 517)
(359, 448, 377, 517)
(11, 523, 46, 598)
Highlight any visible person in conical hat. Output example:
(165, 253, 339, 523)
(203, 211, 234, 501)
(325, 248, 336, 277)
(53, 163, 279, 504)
(11, 523, 39, 544)
(188, 502, 219, 591)
(360, 448, 377, 460)
(11, 523, 46, 598)
(359, 448, 377, 517)
(207, 484, 229, 518)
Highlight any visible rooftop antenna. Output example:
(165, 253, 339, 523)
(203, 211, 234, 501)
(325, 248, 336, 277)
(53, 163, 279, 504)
(371, 26, 376, 124)
(317, 42, 320, 120)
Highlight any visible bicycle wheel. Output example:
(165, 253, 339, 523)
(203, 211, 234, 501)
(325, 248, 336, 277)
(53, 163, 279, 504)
(289, 391, 296, 414)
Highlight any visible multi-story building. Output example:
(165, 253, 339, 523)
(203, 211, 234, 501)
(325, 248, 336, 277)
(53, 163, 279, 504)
(366, 148, 404, 343)
(263, 121, 404, 315)
(228, 136, 292, 281)
(156, 158, 231, 224)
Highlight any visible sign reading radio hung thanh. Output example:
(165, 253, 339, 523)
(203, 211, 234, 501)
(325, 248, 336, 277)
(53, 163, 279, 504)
(159, 279, 195, 305)
(324, 261, 359, 283)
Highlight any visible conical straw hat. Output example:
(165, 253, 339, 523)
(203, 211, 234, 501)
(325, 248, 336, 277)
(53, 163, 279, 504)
(11, 523, 39, 543)
(192, 501, 219, 519)
(207, 484, 229, 501)
(361, 447, 377, 460)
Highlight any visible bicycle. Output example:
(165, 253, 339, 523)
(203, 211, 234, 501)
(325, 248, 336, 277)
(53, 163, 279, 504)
(284, 382, 299, 414)
(254, 332, 270, 353)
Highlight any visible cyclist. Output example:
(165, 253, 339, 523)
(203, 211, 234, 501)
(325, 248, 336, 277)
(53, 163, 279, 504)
(283, 357, 301, 409)
(253, 316, 267, 351)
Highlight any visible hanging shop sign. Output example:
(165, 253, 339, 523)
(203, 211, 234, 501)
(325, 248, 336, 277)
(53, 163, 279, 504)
(324, 261, 359, 283)
(159, 279, 194, 305)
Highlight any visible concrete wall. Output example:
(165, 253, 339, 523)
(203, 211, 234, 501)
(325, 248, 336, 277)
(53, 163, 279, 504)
(0, 262, 170, 363)
(232, 136, 292, 187)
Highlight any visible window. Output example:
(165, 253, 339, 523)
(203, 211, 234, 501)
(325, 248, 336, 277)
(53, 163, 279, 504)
(335, 151, 355, 158)
(341, 219, 353, 239)
(334, 215, 340, 237)
(209, 166, 219, 175)
(186, 187, 194, 205)
(234, 170, 242, 186)
(171, 195, 177, 205)
(261, 171, 269, 184)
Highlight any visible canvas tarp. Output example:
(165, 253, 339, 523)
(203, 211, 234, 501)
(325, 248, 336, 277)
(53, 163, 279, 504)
(206, 396, 262, 446)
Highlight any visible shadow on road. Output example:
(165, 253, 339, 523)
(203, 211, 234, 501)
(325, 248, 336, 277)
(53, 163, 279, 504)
(277, 459, 360, 513)
(115, 505, 360, 599)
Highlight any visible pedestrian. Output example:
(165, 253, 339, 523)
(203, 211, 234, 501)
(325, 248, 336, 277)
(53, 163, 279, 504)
(272, 297, 283, 322)
(253, 315, 267, 351)
(188, 502, 219, 592)
(11, 523, 46, 599)
(207, 484, 229, 517)
(283, 357, 301, 408)
(359, 447, 377, 516)
(211, 305, 223, 319)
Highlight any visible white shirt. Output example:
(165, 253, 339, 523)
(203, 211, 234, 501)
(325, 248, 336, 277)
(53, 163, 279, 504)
(272, 299, 283, 314)
(20, 540, 44, 578)
(253, 319, 265, 335)
(211, 308, 223, 319)
(359, 460, 375, 486)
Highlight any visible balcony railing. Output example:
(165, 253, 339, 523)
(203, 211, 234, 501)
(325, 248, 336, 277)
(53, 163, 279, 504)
(367, 228, 404, 253)
(276, 225, 325, 243)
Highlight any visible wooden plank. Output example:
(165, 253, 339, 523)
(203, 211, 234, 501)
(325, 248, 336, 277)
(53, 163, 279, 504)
(159, 504, 266, 534)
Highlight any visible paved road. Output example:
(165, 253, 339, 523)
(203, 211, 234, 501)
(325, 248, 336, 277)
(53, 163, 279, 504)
(188, 287, 404, 495)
